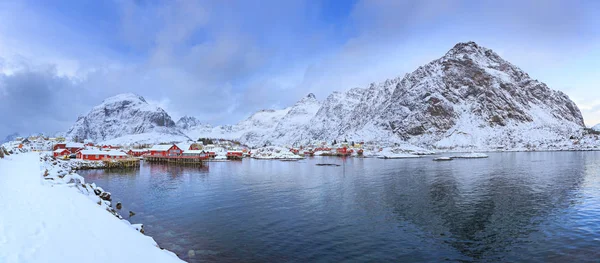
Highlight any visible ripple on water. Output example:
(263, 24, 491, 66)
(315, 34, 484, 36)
(78, 153, 600, 262)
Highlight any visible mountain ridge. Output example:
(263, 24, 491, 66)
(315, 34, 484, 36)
(64, 42, 587, 150)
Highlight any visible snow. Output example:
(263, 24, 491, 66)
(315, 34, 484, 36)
(592, 124, 600, 132)
(66, 93, 187, 143)
(100, 132, 189, 146)
(182, 150, 205, 154)
(65, 142, 85, 148)
(451, 152, 489, 159)
(78, 149, 108, 155)
(0, 153, 182, 262)
(107, 150, 128, 157)
(149, 144, 174, 151)
(60, 42, 592, 153)
(251, 146, 304, 159)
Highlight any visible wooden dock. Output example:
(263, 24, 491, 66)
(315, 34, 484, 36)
(143, 156, 205, 166)
(102, 158, 140, 169)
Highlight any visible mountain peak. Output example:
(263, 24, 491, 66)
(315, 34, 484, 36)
(102, 93, 147, 104)
(176, 116, 202, 130)
(306, 93, 316, 100)
(444, 41, 499, 61)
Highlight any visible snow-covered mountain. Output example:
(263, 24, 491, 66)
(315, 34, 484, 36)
(592, 124, 600, 132)
(183, 107, 291, 144)
(65, 93, 189, 144)
(293, 41, 584, 150)
(184, 41, 584, 150)
(180, 93, 322, 146)
(63, 42, 587, 150)
(176, 116, 208, 130)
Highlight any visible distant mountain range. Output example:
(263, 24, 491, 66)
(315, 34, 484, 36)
(64, 42, 590, 150)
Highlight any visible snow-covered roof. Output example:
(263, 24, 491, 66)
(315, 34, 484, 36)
(227, 150, 243, 153)
(53, 149, 69, 153)
(149, 144, 174, 151)
(78, 150, 108, 155)
(66, 143, 85, 148)
(176, 143, 191, 151)
(182, 150, 205, 154)
(129, 149, 148, 152)
(107, 150, 128, 157)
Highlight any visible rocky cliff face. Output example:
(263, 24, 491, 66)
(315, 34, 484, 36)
(66, 93, 187, 142)
(176, 116, 207, 130)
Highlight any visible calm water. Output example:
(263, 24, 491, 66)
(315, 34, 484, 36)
(79, 152, 600, 262)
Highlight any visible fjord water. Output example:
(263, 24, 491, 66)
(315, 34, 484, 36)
(79, 152, 600, 262)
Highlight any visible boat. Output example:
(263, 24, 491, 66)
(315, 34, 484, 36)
(433, 157, 453, 161)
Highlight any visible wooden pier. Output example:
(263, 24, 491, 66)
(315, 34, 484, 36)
(102, 158, 140, 169)
(143, 156, 205, 166)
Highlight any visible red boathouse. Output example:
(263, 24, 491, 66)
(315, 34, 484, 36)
(149, 144, 183, 157)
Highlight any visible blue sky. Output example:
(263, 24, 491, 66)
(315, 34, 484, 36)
(0, 0, 599, 138)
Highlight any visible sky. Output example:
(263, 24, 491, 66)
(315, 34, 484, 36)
(0, 0, 599, 139)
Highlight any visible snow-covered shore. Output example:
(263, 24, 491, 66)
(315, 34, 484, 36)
(0, 153, 183, 263)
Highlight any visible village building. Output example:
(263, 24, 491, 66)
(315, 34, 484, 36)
(203, 144, 216, 151)
(148, 144, 183, 157)
(189, 143, 203, 150)
(106, 150, 128, 159)
(66, 143, 85, 153)
(127, 149, 148, 157)
(226, 150, 243, 160)
(53, 143, 67, 151)
(182, 150, 208, 158)
(77, 150, 110, 161)
(176, 143, 192, 152)
(32, 140, 51, 152)
(53, 149, 70, 158)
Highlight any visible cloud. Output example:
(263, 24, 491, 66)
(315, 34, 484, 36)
(0, 65, 83, 137)
(0, 0, 598, 139)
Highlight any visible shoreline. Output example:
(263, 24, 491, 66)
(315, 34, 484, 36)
(0, 152, 184, 262)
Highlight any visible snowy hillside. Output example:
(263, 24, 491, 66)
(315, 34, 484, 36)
(176, 116, 211, 130)
(184, 108, 291, 144)
(181, 94, 321, 146)
(65, 93, 189, 144)
(592, 124, 600, 132)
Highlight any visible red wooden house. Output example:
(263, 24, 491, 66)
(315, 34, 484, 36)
(53, 143, 67, 151)
(127, 149, 148, 157)
(53, 149, 70, 157)
(336, 147, 352, 156)
(226, 151, 243, 159)
(107, 150, 128, 159)
(66, 143, 85, 153)
(149, 144, 183, 157)
(77, 150, 109, 161)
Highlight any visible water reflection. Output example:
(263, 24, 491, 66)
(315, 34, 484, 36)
(78, 152, 600, 262)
